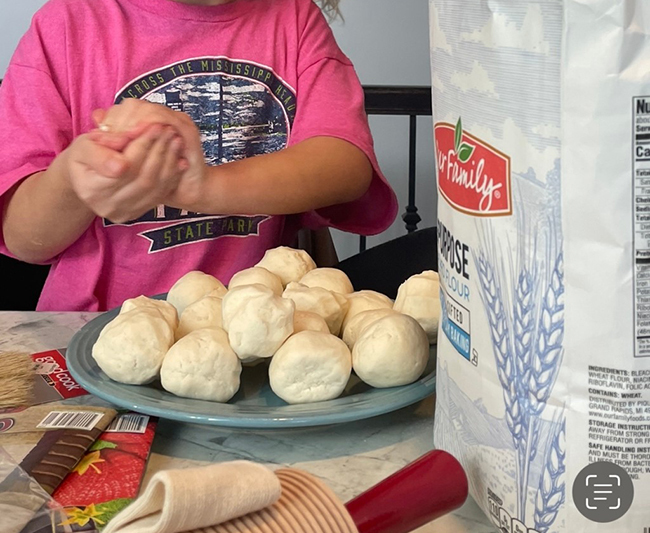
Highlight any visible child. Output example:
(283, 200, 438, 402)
(0, 0, 398, 312)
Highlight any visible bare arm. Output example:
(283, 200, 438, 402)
(3, 143, 104, 264)
(3, 126, 183, 263)
(95, 101, 374, 216)
(170, 136, 373, 215)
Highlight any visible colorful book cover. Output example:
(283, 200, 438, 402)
(0, 403, 117, 493)
(53, 412, 158, 532)
(0, 404, 117, 533)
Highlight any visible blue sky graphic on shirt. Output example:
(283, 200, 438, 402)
(105, 57, 296, 252)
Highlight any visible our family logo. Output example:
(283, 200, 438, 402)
(435, 118, 512, 216)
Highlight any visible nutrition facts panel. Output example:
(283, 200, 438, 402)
(633, 96, 650, 357)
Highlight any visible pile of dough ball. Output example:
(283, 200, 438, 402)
(92, 246, 442, 405)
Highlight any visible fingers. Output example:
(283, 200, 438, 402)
(92, 108, 107, 128)
(141, 129, 185, 200)
(131, 126, 181, 194)
(120, 121, 153, 139)
(103, 127, 184, 219)
(102, 99, 193, 141)
(87, 129, 136, 152)
(69, 120, 191, 223)
(163, 136, 186, 190)
(121, 123, 165, 174)
(69, 135, 129, 178)
(101, 99, 174, 135)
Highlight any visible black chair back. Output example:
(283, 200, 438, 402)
(336, 226, 437, 299)
(360, 86, 432, 253)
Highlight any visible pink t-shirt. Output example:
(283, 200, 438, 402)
(0, 0, 397, 311)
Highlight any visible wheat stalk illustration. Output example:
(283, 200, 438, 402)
(527, 254, 565, 461)
(476, 251, 528, 520)
(513, 266, 538, 517)
(517, 253, 565, 520)
(476, 211, 565, 524)
(534, 417, 566, 533)
(514, 268, 536, 417)
(476, 253, 524, 448)
(529, 254, 564, 414)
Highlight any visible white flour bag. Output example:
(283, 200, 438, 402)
(431, 1, 650, 532)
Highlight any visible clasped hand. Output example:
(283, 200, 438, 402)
(65, 99, 207, 223)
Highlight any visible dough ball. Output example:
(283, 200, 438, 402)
(299, 268, 354, 294)
(269, 331, 352, 404)
(228, 267, 283, 296)
(353, 313, 429, 388)
(293, 311, 330, 334)
(282, 282, 349, 336)
(206, 288, 227, 298)
(120, 295, 179, 329)
(255, 246, 316, 287)
(175, 296, 223, 341)
(393, 271, 441, 343)
(167, 271, 227, 316)
(161, 328, 241, 402)
(341, 290, 394, 333)
(221, 284, 294, 360)
(342, 308, 397, 350)
(92, 307, 174, 385)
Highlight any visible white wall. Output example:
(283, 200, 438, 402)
(0, 0, 436, 260)
(0, 2, 48, 75)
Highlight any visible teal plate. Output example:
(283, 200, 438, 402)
(66, 297, 436, 428)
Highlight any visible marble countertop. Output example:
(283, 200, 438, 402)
(0, 311, 498, 533)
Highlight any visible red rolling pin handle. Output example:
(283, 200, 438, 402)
(345, 449, 468, 533)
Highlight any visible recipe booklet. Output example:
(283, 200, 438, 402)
(52, 412, 158, 532)
(30, 348, 89, 406)
(0, 403, 118, 494)
(0, 404, 117, 533)
(1, 351, 158, 532)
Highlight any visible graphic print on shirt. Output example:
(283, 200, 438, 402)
(104, 57, 297, 253)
